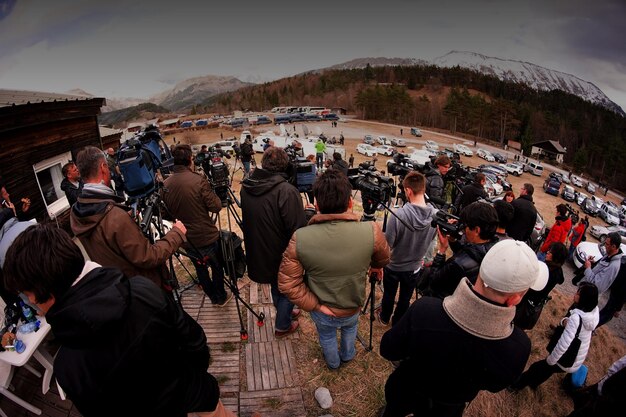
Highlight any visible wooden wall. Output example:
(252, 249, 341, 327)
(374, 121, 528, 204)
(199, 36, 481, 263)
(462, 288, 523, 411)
(0, 99, 105, 223)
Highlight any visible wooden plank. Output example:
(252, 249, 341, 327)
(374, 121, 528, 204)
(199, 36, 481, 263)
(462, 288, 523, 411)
(278, 341, 294, 387)
(271, 341, 286, 388)
(265, 342, 278, 389)
(252, 342, 263, 391)
(258, 342, 271, 390)
(249, 281, 258, 304)
(245, 343, 255, 391)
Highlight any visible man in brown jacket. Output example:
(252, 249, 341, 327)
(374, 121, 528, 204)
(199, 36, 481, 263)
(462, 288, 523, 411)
(71, 146, 187, 290)
(163, 144, 230, 306)
(278, 169, 390, 369)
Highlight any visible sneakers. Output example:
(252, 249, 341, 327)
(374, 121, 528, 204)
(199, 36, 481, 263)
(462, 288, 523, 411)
(291, 308, 302, 319)
(274, 320, 300, 338)
(374, 307, 390, 326)
(216, 292, 233, 307)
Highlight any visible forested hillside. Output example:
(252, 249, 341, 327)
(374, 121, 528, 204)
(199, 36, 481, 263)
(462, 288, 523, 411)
(204, 64, 626, 189)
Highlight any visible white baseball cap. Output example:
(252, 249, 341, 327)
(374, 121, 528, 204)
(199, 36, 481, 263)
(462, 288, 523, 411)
(479, 240, 549, 293)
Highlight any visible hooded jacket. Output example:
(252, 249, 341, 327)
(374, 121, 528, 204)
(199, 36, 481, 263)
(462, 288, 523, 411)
(240, 168, 307, 284)
(507, 194, 537, 242)
(50, 263, 218, 417)
(547, 306, 599, 372)
(70, 186, 185, 289)
(582, 250, 624, 293)
(385, 202, 437, 271)
(540, 214, 570, 253)
(425, 166, 445, 205)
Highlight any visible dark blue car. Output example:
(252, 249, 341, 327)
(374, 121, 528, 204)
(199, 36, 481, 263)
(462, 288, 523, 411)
(543, 177, 561, 196)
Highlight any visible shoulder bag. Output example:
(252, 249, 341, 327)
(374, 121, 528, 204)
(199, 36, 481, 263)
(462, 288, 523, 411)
(546, 315, 583, 367)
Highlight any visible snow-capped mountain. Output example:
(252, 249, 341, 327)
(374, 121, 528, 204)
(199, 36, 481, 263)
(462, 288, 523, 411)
(433, 51, 624, 116)
(323, 57, 429, 71)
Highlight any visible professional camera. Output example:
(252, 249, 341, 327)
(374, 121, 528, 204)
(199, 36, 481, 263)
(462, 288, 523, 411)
(284, 144, 316, 193)
(431, 210, 464, 240)
(348, 162, 396, 218)
(386, 152, 427, 178)
(201, 146, 232, 203)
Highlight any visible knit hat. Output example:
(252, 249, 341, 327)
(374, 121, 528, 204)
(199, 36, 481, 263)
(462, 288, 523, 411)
(479, 240, 549, 293)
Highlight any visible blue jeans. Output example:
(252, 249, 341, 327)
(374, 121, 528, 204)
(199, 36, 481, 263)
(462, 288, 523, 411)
(310, 310, 359, 369)
(187, 242, 227, 304)
(316, 152, 324, 169)
(270, 281, 295, 332)
(380, 267, 418, 326)
(243, 161, 251, 177)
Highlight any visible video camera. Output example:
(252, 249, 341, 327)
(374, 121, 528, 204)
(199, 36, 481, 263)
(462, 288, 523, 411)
(348, 161, 396, 218)
(200, 146, 232, 203)
(431, 210, 464, 240)
(386, 152, 427, 178)
(284, 144, 316, 193)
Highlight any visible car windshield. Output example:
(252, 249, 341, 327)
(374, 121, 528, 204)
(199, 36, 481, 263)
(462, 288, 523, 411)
(607, 206, 619, 216)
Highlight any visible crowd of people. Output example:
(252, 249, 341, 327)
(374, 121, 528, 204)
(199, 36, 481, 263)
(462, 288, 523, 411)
(1, 133, 625, 417)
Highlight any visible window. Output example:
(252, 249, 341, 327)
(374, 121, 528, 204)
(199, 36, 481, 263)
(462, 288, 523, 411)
(33, 152, 72, 218)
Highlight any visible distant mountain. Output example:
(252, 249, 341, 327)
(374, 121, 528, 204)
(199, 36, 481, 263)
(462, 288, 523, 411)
(98, 102, 171, 127)
(315, 57, 429, 72)
(66, 89, 145, 112)
(432, 51, 625, 116)
(150, 75, 253, 111)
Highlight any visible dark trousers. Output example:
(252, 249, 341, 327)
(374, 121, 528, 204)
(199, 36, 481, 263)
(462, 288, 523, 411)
(598, 293, 624, 327)
(512, 359, 563, 389)
(188, 242, 227, 304)
(380, 267, 418, 326)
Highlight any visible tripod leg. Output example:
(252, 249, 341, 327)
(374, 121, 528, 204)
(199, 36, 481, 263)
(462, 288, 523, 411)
(368, 278, 376, 351)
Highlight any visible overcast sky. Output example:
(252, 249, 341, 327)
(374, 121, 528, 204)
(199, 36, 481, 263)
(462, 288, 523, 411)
(1, 0, 625, 112)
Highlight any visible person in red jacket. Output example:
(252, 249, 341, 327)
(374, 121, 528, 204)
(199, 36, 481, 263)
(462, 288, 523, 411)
(539, 204, 570, 259)
(568, 217, 587, 259)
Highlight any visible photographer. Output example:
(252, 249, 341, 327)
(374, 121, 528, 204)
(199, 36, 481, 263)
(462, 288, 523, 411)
(454, 172, 487, 212)
(507, 183, 537, 242)
(418, 201, 499, 299)
(425, 155, 451, 207)
(70, 146, 187, 291)
(329, 152, 349, 176)
(162, 144, 231, 307)
(241, 147, 308, 338)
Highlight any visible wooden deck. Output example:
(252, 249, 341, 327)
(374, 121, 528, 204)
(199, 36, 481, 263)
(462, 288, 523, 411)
(0, 278, 306, 417)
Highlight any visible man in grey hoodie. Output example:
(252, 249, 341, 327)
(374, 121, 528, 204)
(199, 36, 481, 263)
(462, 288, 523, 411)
(376, 172, 437, 326)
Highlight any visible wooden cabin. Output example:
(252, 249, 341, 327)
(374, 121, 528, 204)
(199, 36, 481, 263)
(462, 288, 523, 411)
(0, 89, 105, 224)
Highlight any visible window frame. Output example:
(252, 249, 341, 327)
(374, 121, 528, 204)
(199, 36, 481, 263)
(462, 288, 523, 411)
(32, 151, 72, 218)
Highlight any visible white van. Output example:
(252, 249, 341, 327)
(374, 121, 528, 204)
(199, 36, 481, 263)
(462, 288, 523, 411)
(524, 161, 544, 176)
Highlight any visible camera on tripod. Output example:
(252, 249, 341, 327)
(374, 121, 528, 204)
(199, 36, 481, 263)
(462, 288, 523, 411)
(284, 144, 316, 193)
(431, 210, 464, 240)
(386, 152, 427, 178)
(348, 162, 396, 217)
(201, 146, 232, 203)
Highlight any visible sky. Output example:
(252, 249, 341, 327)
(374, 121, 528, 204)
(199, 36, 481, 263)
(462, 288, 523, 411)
(1, 0, 625, 112)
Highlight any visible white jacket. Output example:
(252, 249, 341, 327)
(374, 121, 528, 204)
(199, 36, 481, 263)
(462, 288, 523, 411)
(546, 307, 599, 373)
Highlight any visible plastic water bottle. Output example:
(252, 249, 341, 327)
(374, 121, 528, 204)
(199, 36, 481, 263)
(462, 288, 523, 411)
(19, 300, 36, 323)
(14, 339, 25, 353)
(18, 320, 41, 334)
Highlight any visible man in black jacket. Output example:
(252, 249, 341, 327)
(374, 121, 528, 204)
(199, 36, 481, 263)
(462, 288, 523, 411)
(240, 147, 308, 337)
(60, 162, 83, 207)
(3, 224, 231, 417)
(455, 172, 487, 212)
(425, 155, 451, 207)
(507, 183, 538, 242)
(240, 136, 255, 179)
(418, 201, 499, 298)
(330, 152, 349, 176)
(380, 239, 549, 417)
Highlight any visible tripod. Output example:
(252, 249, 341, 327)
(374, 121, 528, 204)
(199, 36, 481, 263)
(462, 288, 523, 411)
(357, 271, 379, 351)
(212, 186, 265, 341)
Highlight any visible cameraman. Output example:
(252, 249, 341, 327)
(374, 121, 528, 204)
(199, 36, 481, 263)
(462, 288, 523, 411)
(418, 201, 499, 298)
(162, 144, 231, 306)
(329, 152, 349, 176)
(240, 137, 255, 179)
(70, 146, 187, 291)
(241, 147, 308, 338)
(376, 171, 437, 326)
(425, 155, 451, 207)
(455, 172, 487, 212)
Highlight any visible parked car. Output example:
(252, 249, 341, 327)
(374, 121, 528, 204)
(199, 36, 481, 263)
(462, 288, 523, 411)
(363, 135, 375, 144)
(543, 177, 561, 196)
(523, 161, 544, 176)
(375, 145, 396, 156)
(390, 137, 406, 147)
(570, 175, 584, 187)
(575, 191, 589, 206)
(589, 224, 626, 244)
(586, 182, 597, 195)
(289, 113, 306, 122)
(484, 176, 503, 197)
(500, 162, 523, 176)
(580, 197, 600, 216)
(410, 127, 423, 137)
(483, 172, 511, 192)
(492, 152, 507, 163)
(560, 175, 571, 184)
(549, 172, 564, 182)
(476, 148, 495, 162)
(479, 164, 508, 177)
(573, 241, 626, 269)
(322, 113, 340, 121)
(453, 143, 473, 156)
(424, 140, 439, 151)
(180, 120, 194, 128)
(356, 143, 378, 157)
(561, 185, 576, 202)
(441, 148, 461, 163)
(598, 202, 621, 225)
(304, 113, 322, 121)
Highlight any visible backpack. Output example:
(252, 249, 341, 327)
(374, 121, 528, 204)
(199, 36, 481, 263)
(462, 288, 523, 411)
(217, 230, 247, 279)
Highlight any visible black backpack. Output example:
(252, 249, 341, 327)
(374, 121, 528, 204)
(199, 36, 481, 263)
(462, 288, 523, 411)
(217, 230, 247, 279)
